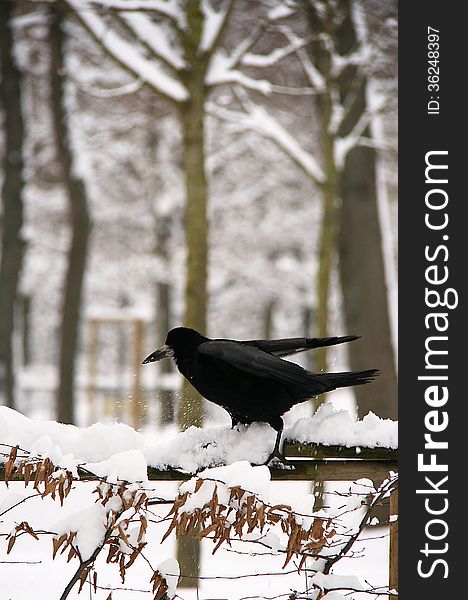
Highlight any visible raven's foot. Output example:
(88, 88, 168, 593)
(264, 450, 294, 469)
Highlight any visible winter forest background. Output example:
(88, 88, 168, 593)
(0, 0, 397, 430)
(1, 1, 398, 597)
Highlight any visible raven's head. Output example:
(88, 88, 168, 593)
(142, 327, 207, 364)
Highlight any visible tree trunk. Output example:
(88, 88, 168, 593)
(49, 9, 91, 424)
(19, 294, 31, 367)
(178, 91, 208, 431)
(305, 0, 397, 420)
(339, 141, 397, 419)
(176, 2, 209, 585)
(153, 209, 175, 425)
(336, 3, 397, 420)
(157, 280, 175, 424)
(304, 1, 339, 394)
(263, 299, 275, 339)
(0, 1, 26, 409)
(315, 102, 338, 378)
(178, 1, 209, 432)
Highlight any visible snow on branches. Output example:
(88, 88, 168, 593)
(163, 472, 334, 568)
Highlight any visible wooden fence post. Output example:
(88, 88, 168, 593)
(87, 319, 98, 425)
(389, 486, 398, 592)
(132, 318, 145, 428)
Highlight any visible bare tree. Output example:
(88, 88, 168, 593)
(49, 8, 92, 424)
(210, 0, 397, 418)
(62, 0, 313, 430)
(0, 0, 26, 409)
(335, 0, 397, 419)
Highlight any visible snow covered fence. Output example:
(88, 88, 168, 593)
(0, 403, 398, 482)
(0, 405, 399, 595)
(1, 446, 398, 598)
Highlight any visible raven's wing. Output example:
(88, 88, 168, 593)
(236, 335, 359, 357)
(198, 340, 327, 389)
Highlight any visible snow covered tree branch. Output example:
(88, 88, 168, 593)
(207, 97, 326, 186)
(63, 0, 189, 103)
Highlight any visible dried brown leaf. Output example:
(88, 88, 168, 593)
(7, 535, 16, 554)
(125, 542, 146, 568)
(161, 516, 178, 543)
(298, 553, 308, 572)
(197, 523, 218, 539)
(52, 534, 67, 559)
(22, 522, 39, 540)
(118, 525, 130, 547)
(58, 479, 65, 505)
(134, 492, 147, 511)
(154, 581, 168, 600)
(137, 515, 147, 543)
(78, 566, 89, 593)
(4, 459, 14, 484)
(106, 543, 119, 564)
(24, 463, 33, 486)
(212, 536, 225, 555)
(283, 550, 294, 568)
(67, 546, 76, 563)
(119, 553, 126, 583)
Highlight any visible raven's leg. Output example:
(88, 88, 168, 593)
(264, 417, 291, 465)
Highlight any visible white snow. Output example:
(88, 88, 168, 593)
(145, 422, 278, 472)
(85, 449, 149, 483)
(120, 11, 186, 70)
(87, 0, 187, 29)
(0, 490, 30, 516)
(268, 3, 295, 21)
(200, 0, 226, 52)
(309, 572, 365, 591)
(65, 0, 189, 102)
(206, 51, 273, 94)
(286, 403, 398, 449)
(180, 461, 271, 500)
(1, 405, 397, 478)
(157, 557, 180, 599)
(0, 407, 148, 463)
(210, 102, 326, 184)
(242, 44, 301, 68)
(53, 503, 109, 561)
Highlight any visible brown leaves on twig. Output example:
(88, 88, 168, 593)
(162, 479, 335, 568)
(3, 445, 73, 504)
(97, 482, 149, 585)
(6, 521, 39, 554)
(150, 570, 169, 600)
(2, 441, 397, 599)
(2, 444, 151, 599)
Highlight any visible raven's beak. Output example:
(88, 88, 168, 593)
(142, 345, 174, 364)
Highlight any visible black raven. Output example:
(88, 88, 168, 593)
(143, 327, 379, 464)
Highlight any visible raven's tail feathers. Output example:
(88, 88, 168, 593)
(249, 335, 360, 358)
(315, 369, 380, 392)
(304, 335, 360, 350)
